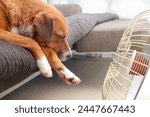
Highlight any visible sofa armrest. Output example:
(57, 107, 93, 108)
(0, 41, 38, 92)
(54, 4, 82, 17)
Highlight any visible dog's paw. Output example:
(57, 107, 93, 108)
(37, 55, 52, 78)
(64, 75, 81, 85)
(59, 67, 81, 85)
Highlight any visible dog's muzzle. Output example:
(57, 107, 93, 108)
(59, 50, 72, 61)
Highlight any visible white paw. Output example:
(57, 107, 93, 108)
(59, 67, 81, 85)
(37, 55, 52, 78)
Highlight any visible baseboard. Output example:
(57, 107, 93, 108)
(72, 50, 115, 60)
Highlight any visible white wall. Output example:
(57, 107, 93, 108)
(42, 0, 47, 3)
(48, 0, 150, 18)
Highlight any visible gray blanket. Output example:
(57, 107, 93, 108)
(0, 13, 118, 92)
(67, 13, 119, 47)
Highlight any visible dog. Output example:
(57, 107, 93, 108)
(0, 0, 81, 85)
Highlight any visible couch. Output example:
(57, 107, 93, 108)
(0, 4, 129, 98)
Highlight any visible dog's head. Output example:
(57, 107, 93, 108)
(33, 12, 72, 61)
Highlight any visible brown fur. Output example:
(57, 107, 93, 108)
(0, 0, 72, 81)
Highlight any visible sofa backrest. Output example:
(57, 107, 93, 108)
(54, 4, 82, 17)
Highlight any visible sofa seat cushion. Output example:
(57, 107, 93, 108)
(74, 19, 129, 52)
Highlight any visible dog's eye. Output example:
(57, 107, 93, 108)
(58, 35, 65, 39)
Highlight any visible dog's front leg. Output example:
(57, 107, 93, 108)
(41, 47, 81, 85)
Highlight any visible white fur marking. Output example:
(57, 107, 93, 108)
(10, 25, 33, 37)
(37, 55, 52, 78)
(60, 51, 71, 61)
(60, 42, 72, 61)
(60, 67, 81, 85)
(11, 27, 19, 34)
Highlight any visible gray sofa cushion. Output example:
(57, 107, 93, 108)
(74, 19, 129, 52)
(0, 41, 37, 92)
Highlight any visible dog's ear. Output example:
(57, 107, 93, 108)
(33, 12, 54, 44)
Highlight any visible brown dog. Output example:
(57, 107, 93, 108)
(0, 0, 81, 85)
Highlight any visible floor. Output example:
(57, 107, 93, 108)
(2, 58, 112, 100)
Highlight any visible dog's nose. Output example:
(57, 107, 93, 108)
(66, 53, 72, 60)
(59, 51, 72, 61)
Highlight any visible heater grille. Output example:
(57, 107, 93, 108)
(102, 9, 150, 100)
